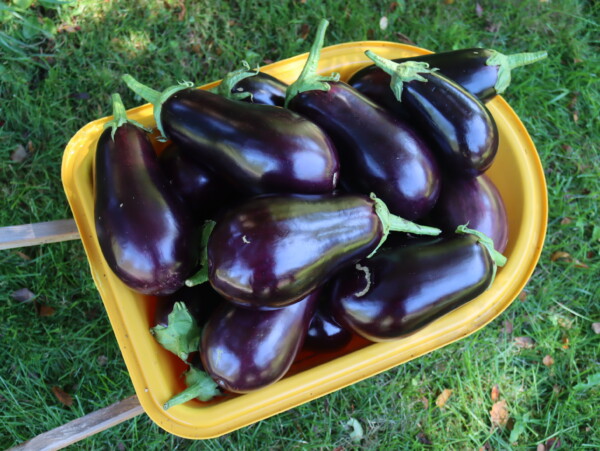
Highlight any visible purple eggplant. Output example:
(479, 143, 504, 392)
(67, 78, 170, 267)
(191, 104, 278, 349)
(219, 63, 287, 106)
(200, 289, 319, 393)
(363, 50, 499, 177)
(304, 290, 352, 351)
(94, 94, 198, 296)
(192, 192, 440, 310)
(349, 48, 547, 103)
(285, 20, 440, 220)
(430, 173, 509, 253)
(122, 74, 340, 196)
(329, 226, 507, 342)
(158, 143, 238, 221)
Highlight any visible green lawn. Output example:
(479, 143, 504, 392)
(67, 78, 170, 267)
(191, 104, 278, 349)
(1, 0, 599, 449)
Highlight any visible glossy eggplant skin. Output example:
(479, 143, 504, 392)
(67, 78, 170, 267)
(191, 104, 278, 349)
(304, 296, 352, 351)
(371, 71, 498, 177)
(349, 49, 500, 103)
(329, 235, 494, 342)
(207, 193, 383, 309)
(94, 123, 198, 296)
(232, 72, 288, 106)
(288, 81, 441, 220)
(161, 88, 340, 195)
(430, 173, 509, 253)
(158, 143, 238, 221)
(154, 283, 224, 328)
(201, 289, 319, 393)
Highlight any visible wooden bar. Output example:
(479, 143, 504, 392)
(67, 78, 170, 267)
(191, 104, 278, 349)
(8, 396, 144, 451)
(0, 219, 80, 250)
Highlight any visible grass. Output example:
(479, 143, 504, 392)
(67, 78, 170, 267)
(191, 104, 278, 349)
(1, 0, 599, 448)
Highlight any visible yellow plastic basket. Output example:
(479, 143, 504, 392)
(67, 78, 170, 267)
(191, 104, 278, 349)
(61, 41, 547, 439)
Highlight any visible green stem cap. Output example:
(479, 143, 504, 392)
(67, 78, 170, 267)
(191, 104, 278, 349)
(486, 50, 548, 95)
(365, 50, 437, 102)
(370, 193, 441, 257)
(185, 220, 216, 287)
(163, 366, 220, 409)
(150, 301, 201, 362)
(103, 93, 150, 140)
(455, 224, 507, 285)
(284, 18, 340, 107)
(121, 74, 193, 140)
(216, 61, 260, 101)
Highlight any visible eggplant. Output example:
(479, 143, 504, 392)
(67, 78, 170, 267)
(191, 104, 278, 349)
(349, 48, 547, 103)
(430, 173, 508, 253)
(94, 94, 198, 296)
(285, 20, 441, 220)
(200, 289, 319, 393)
(329, 226, 507, 342)
(194, 192, 441, 309)
(122, 74, 340, 196)
(304, 291, 352, 351)
(363, 50, 499, 177)
(219, 63, 287, 106)
(158, 143, 238, 221)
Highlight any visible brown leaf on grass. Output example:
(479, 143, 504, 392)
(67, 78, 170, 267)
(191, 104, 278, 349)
(367, 28, 375, 40)
(298, 23, 310, 40)
(491, 384, 500, 402)
(36, 302, 56, 317)
(57, 23, 80, 33)
(592, 322, 600, 334)
(52, 386, 73, 406)
(546, 437, 562, 449)
(514, 336, 535, 349)
(560, 217, 573, 225)
(490, 400, 509, 427)
(418, 396, 429, 409)
(543, 355, 555, 366)
(389, 2, 400, 12)
(394, 32, 416, 45)
(416, 432, 432, 445)
(502, 320, 514, 334)
(11, 288, 36, 303)
(15, 251, 31, 260)
(561, 336, 569, 349)
(444, 0, 455, 4)
(518, 290, 528, 301)
(551, 251, 571, 262)
(435, 389, 453, 408)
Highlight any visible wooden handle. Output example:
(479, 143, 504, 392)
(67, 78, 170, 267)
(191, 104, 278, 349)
(8, 395, 144, 451)
(0, 219, 80, 250)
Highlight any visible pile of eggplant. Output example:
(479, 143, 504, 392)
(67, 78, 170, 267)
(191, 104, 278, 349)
(93, 19, 545, 407)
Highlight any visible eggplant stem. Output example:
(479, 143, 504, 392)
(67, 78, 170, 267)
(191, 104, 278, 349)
(184, 220, 215, 287)
(370, 193, 441, 257)
(216, 61, 260, 101)
(364, 50, 435, 102)
(103, 93, 150, 140)
(121, 74, 193, 140)
(456, 224, 507, 286)
(163, 367, 220, 409)
(284, 18, 340, 107)
(486, 50, 548, 95)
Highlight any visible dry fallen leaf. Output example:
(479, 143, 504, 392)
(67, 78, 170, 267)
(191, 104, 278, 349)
(561, 336, 569, 349)
(543, 355, 555, 366)
(560, 217, 572, 225)
(416, 432, 432, 445)
(298, 23, 310, 40)
(491, 384, 500, 402)
(490, 400, 509, 428)
(592, 322, 600, 334)
(36, 302, 56, 317)
(514, 336, 536, 349)
(551, 251, 571, 262)
(11, 144, 29, 162)
(518, 290, 528, 301)
(502, 320, 514, 334)
(436, 389, 453, 408)
(52, 386, 73, 406)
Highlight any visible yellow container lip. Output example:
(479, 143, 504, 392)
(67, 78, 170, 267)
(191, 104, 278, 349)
(61, 41, 547, 439)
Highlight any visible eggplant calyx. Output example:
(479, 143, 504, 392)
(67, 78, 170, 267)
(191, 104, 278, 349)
(365, 50, 436, 102)
(285, 18, 340, 108)
(486, 50, 548, 95)
(163, 366, 220, 409)
(121, 74, 193, 140)
(456, 224, 507, 285)
(185, 220, 216, 287)
(216, 60, 260, 101)
(150, 301, 201, 362)
(370, 193, 441, 257)
(103, 93, 151, 140)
